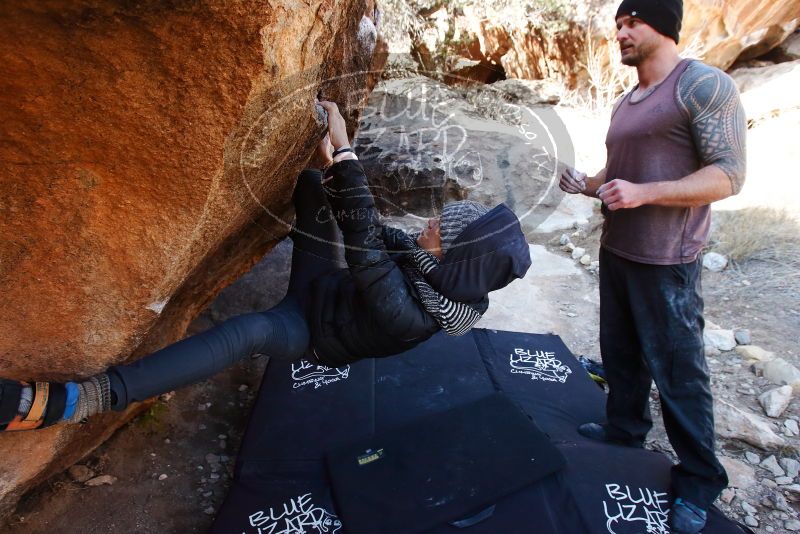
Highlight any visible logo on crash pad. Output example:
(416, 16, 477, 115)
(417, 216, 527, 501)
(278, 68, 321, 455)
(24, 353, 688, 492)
(602, 483, 670, 534)
(509, 348, 572, 383)
(291, 359, 350, 390)
(248, 492, 342, 534)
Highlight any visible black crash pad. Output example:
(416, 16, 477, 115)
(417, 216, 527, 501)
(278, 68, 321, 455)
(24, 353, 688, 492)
(210, 329, 751, 534)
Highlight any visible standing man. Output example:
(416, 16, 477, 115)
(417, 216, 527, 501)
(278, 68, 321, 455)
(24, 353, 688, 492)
(560, 1, 746, 532)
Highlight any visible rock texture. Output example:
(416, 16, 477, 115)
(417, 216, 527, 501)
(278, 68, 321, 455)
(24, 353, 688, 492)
(682, 1, 800, 68)
(0, 0, 385, 519)
(759, 386, 794, 418)
(776, 31, 800, 60)
(754, 359, 800, 392)
(704, 329, 737, 352)
(353, 76, 573, 232)
(719, 456, 757, 489)
(390, 0, 800, 86)
(715, 399, 786, 450)
(730, 60, 800, 122)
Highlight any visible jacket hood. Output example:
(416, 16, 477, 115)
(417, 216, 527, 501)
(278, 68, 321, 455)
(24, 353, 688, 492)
(426, 204, 532, 302)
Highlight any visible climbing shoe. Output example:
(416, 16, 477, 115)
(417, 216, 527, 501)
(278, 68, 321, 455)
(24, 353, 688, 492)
(670, 498, 707, 534)
(0, 374, 112, 431)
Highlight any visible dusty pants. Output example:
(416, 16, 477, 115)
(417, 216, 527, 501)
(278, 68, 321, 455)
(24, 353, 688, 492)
(599, 247, 728, 509)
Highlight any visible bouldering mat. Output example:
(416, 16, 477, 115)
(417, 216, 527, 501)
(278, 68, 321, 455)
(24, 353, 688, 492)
(210, 329, 751, 534)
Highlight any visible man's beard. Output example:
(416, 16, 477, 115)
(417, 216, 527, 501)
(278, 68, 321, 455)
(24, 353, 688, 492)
(620, 39, 658, 66)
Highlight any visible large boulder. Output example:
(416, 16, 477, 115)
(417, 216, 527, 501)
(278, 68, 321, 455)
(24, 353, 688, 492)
(730, 60, 800, 122)
(681, 1, 800, 68)
(0, 0, 385, 519)
(776, 31, 800, 60)
(715, 399, 787, 450)
(353, 76, 575, 233)
(388, 0, 800, 85)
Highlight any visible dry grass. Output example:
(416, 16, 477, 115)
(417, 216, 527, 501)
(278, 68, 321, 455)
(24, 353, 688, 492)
(561, 24, 636, 113)
(712, 208, 799, 263)
(710, 208, 800, 297)
(563, 24, 708, 114)
(377, 0, 418, 48)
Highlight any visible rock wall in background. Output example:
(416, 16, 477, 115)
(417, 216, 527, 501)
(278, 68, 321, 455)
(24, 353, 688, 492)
(386, 0, 800, 86)
(0, 0, 385, 518)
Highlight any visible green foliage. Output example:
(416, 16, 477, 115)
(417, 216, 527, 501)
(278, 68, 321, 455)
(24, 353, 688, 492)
(136, 400, 168, 433)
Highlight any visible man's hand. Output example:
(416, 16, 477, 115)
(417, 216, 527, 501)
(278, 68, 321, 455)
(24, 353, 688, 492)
(560, 167, 587, 194)
(597, 179, 650, 211)
(318, 100, 350, 150)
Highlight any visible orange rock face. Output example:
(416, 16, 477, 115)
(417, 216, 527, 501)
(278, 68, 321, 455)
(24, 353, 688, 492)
(0, 0, 384, 518)
(682, 0, 800, 68)
(404, 0, 800, 86)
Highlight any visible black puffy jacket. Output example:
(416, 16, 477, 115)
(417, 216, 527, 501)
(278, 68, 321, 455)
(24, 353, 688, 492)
(308, 160, 441, 367)
(308, 160, 531, 367)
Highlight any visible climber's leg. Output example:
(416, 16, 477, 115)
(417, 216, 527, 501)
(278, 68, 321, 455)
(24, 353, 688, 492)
(106, 296, 308, 411)
(0, 170, 345, 429)
(287, 168, 346, 306)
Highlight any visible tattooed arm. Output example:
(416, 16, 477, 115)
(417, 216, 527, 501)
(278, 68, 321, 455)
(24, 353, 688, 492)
(598, 62, 747, 211)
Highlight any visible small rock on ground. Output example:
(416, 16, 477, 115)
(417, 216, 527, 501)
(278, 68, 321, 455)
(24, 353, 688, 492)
(758, 385, 794, 418)
(715, 399, 787, 449)
(68, 465, 94, 483)
(719, 456, 756, 488)
(785, 419, 799, 435)
(704, 329, 737, 351)
(736, 345, 775, 362)
(780, 458, 800, 479)
(85, 475, 117, 487)
(761, 455, 786, 477)
(753, 359, 800, 391)
(703, 252, 728, 272)
(734, 329, 752, 345)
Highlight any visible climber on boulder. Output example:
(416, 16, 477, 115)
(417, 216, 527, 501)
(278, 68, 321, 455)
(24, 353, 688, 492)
(0, 100, 531, 431)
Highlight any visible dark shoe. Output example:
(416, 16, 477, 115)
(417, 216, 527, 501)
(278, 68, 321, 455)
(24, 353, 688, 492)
(577, 422, 644, 448)
(670, 498, 707, 534)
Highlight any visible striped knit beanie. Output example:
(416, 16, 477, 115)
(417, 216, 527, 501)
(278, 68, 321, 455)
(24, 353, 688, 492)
(439, 200, 490, 254)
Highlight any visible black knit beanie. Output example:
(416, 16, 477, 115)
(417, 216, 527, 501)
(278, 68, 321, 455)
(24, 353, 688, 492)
(615, 0, 683, 44)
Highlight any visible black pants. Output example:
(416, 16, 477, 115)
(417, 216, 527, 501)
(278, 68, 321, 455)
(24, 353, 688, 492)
(599, 247, 727, 509)
(108, 170, 345, 410)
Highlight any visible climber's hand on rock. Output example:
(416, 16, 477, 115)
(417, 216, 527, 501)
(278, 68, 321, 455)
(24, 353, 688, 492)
(318, 101, 349, 150)
(310, 133, 333, 169)
(560, 167, 587, 194)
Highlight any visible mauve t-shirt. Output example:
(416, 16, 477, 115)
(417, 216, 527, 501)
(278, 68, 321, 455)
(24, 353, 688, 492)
(601, 59, 710, 265)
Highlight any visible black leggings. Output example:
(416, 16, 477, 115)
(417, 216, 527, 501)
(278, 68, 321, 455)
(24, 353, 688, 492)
(108, 170, 345, 411)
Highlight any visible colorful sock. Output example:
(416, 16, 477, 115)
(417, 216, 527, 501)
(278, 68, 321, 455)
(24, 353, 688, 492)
(62, 382, 79, 421)
(17, 385, 33, 417)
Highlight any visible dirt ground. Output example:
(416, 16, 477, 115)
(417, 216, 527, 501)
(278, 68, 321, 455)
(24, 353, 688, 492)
(2, 242, 292, 534)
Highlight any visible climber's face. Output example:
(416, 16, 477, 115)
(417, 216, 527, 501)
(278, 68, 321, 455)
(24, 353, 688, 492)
(616, 15, 661, 66)
(417, 217, 443, 260)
